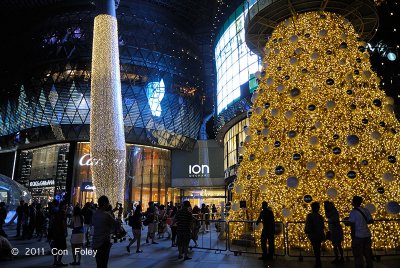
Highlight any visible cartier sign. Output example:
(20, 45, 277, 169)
(79, 154, 123, 166)
(81, 182, 96, 192)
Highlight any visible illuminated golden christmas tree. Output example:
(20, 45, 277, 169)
(229, 11, 400, 250)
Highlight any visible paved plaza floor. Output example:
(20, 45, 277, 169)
(1, 224, 399, 268)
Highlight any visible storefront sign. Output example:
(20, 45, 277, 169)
(81, 182, 96, 192)
(172, 140, 224, 187)
(28, 179, 55, 188)
(78, 154, 123, 166)
(189, 164, 209, 178)
(79, 154, 99, 166)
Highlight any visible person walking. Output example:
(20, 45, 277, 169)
(200, 204, 210, 232)
(92, 196, 117, 268)
(174, 200, 193, 260)
(15, 200, 24, 237)
(347, 196, 374, 268)
(69, 206, 85, 265)
(35, 203, 45, 242)
(169, 206, 178, 247)
(21, 203, 30, 240)
(50, 201, 68, 267)
(305, 202, 325, 268)
(211, 204, 217, 220)
(158, 205, 168, 238)
(191, 205, 201, 247)
(126, 204, 143, 254)
(324, 201, 344, 264)
(145, 201, 158, 244)
(82, 202, 93, 247)
(256, 201, 275, 261)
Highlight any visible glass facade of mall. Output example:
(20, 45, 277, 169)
(215, 2, 261, 114)
(72, 142, 177, 208)
(14, 141, 226, 208)
(14, 141, 178, 208)
(17, 143, 70, 203)
(223, 118, 249, 170)
(181, 188, 226, 209)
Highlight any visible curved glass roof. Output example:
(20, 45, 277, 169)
(0, 174, 31, 210)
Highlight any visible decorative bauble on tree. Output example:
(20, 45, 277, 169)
(229, 11, 400, 251)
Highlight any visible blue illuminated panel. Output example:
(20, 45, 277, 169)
(146, 79, 165, 117)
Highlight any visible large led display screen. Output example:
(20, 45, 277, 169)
(215, 2, 261, 114)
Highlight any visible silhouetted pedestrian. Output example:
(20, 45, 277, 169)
(256, 201, 275, 261)
(126, 204, 143, 254)
(92, 196, 117, 268)
(169, 206, 178, 247)
(324, 201, 344, 264)
(50, 201, 68, 266)
(175, 200, 192, 260)
(305, 202, 325, 268)
(70, 206, 84, 265)
(15, 200, 24, 237)
(348, 196, 374, 268)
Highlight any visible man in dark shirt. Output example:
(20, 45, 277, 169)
(174, 200, 193, 260)
(256, 201, 275, 260)
(82, 202, 93, 246)
(305, 202, 325, 268)
(50, 200, 68, 266)
(92, 196, 116, 268)
(126, 204, 143, 253)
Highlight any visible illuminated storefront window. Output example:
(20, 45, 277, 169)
(215, 2, 261, 114)
(72, 142, 174, 208)
(182, 188, 226, 209)
(223, 118, 249, 170)
(18, 143, 69, 204)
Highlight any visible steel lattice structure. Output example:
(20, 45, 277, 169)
(0, 1, 206, 151)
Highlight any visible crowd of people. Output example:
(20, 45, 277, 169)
(0, 195, 377, 268)
(125, 200, 220, 257)
(0, 197, 221, 267)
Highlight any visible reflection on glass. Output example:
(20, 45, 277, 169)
(223, 118, 249, 170)
(73, 142, 172, 210)
(146, 79, 165, 117)
(182, 188, 226, 208)
(215, 4, 262, 114)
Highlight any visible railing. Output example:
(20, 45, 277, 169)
(286, 220, 351, 259)
(227, 220, 286, 257)
(188, 214, 228, 252)
(162, 216, 400, 259)
(369, 219, 400, 258)
(285, 219, 400, 260)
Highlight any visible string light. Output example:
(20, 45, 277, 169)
(90, 14, 126, 206)
(229, 12, 400, 250)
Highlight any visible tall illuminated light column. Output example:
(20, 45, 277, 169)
(90, 0, 125, 206)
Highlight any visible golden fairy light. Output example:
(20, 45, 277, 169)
(229, 12, 400, 250)
(90, 14, 126, 206)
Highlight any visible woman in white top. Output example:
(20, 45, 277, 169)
(70, 206, 85, 265)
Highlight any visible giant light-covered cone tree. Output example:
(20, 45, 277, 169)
(229, 11, 400, 250)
